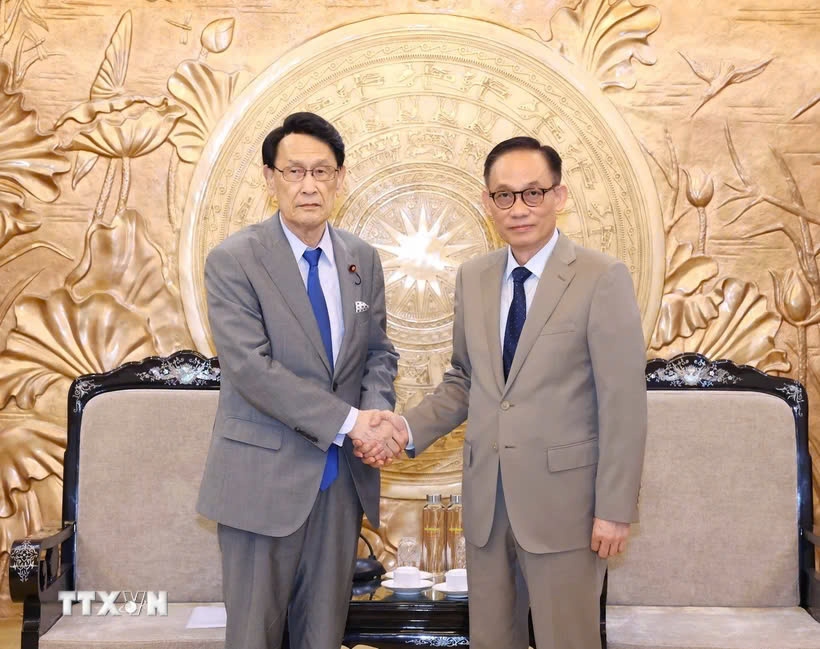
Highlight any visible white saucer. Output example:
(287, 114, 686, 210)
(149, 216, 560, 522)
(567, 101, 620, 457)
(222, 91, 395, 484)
(381, 579, 434, 594)
(383, 570, 433, 580)
(432, 582, 469, 598)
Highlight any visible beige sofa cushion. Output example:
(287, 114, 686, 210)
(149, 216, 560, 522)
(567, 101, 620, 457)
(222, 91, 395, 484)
(75, 389, 221, 602)
(40, 603, 225, 649)
(607, 605, 820, 649)
(609, 390, 798, 607)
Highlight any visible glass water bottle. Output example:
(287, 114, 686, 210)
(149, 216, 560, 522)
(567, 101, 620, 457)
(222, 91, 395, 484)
(446, 494, 465, 570)
(421, 493, 446, 574)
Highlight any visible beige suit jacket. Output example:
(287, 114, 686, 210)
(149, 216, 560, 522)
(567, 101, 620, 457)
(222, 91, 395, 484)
(405, 234, 647, 554)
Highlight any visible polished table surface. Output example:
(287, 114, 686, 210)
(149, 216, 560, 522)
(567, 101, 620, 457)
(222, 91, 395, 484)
(344, 576, 600, 648)
(345, 578, 471, 648)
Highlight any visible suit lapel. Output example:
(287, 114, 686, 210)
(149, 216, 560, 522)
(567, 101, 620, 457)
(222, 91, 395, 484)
(503, 235, 577, 394)
(329, 226, 361, 377)
(480, 250, 507, 395)
(254, 214, 331, 374)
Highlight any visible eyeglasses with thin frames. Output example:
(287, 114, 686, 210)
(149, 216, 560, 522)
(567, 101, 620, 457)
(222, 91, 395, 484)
(488, 185, 558, 209)
(272, 165, 339, 182)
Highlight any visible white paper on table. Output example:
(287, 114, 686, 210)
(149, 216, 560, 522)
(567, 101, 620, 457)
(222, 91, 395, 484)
(185, 605, 227, 629)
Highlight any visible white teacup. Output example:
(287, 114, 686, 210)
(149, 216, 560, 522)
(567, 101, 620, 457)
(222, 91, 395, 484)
(445, 568, 468, 591)
(393, 566, 422, 588)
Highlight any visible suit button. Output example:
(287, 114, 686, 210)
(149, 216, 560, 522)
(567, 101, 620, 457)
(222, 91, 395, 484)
(500, 401, 510, 411)
(295, 426, 303, 433)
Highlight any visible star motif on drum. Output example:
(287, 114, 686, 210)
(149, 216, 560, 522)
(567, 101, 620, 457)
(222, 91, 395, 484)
(375, 200, 472, 316)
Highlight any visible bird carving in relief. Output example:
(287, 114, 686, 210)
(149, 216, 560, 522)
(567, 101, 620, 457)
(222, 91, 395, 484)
(679, 51, 773, 117)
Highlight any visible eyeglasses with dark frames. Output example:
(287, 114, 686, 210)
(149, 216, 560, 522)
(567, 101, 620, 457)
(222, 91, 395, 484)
(272, 165, 339, 182)
(488, 185, 558, 209)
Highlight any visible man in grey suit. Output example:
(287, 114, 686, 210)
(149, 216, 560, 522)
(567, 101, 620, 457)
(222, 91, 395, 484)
(359, 136, 647, 649)
(197, 112, 403, 649)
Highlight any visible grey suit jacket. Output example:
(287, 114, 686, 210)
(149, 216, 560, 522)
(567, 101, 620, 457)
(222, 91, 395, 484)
(196, 214, 398, 536)
(405, 234, 647, 554)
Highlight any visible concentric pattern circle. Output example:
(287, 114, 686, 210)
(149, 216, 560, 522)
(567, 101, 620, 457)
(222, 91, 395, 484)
(179, 15, 664, 489)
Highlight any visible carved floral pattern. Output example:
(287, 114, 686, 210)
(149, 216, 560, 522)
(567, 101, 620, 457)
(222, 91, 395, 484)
(167, 61, 243, 164)
(56, 96, 185, 160)
(0, 290, 157, 409)
(681, 167, 715, 255)
(199, 17, 235, 57)
(651, 277, 788, 373)
(651, 239, 719, 348)
(0, 0, 51, 89)
(0, 183, 38, 248)
(545, 0, 661, 90)
(90, 10, 132, 101)
(0, 61, 68, 247)
(0, 417, 64, 517)
(65, 208, 193, 354)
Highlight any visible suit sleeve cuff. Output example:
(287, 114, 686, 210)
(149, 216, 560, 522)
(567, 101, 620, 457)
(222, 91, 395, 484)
(403, 416, 415, 451)
(335, 407, 359, 446)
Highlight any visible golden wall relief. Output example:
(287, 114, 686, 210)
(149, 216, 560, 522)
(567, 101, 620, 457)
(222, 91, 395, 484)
(0, 0, 817, 611)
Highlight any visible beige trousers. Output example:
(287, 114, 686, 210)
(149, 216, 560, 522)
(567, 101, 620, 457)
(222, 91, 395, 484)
(466, 474, 606, 649)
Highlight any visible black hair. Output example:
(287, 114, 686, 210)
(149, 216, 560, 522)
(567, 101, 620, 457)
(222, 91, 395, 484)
(483, 136, 562, 185)
(261, 112, 345, 168)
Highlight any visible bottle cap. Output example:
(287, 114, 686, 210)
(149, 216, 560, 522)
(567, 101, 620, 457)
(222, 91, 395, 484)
(426, 494, 442, 504)
(449, 494, 462, 505)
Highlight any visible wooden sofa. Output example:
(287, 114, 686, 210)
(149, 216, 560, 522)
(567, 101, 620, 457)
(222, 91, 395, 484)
(605, 355, 820, 649)
(8, 352, 820, 648)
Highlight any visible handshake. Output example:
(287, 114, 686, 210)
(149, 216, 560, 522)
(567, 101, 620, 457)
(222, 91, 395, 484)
(348, 410, 409, 467)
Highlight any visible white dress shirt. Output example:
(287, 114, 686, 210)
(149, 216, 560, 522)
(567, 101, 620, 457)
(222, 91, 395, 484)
(499, 228, 559, 348)
(280, 216, 358, 445)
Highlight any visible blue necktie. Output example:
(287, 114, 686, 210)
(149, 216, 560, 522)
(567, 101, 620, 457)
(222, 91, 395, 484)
(303, 248, 338, 491)
(503, 267, 532, 381)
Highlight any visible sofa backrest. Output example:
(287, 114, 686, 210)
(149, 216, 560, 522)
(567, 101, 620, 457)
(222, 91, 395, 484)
(609, 387, 802, 607)
(64, 353, 810, 609)
(71, 384, 221, 602)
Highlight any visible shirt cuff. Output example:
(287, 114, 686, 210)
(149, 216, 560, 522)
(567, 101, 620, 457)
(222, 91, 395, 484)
(335, 407, 359, 447)
(403, 416, 415, 450)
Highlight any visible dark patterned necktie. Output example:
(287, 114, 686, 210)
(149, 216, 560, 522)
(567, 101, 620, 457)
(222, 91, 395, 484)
(503, 266, 532, 381)
(303, 247, 337, 491)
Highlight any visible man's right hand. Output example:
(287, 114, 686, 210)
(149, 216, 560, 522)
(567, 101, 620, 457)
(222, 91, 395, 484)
(348, 410, 406, 466)
(350, 411, 408, 466)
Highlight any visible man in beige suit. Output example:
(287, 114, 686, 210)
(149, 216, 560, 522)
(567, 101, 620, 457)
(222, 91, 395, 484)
(359, 136, 647, 648)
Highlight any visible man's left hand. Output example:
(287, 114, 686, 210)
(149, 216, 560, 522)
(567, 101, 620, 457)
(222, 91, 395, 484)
(350, 410, 407, 467)
(590, 518, 630, 559)
(353, 410, 410, 466)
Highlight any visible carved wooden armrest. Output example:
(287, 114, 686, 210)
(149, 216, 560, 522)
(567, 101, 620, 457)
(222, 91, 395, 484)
(9, 522, 75, 602)
(800, 523, 820, 622)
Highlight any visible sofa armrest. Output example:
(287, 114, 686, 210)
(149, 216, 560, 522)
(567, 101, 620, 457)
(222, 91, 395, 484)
(800, 524, 820, 622)
(9, 523, 76, 648)
(803, 527, 820, 548)
(9, 523, 75, 602)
